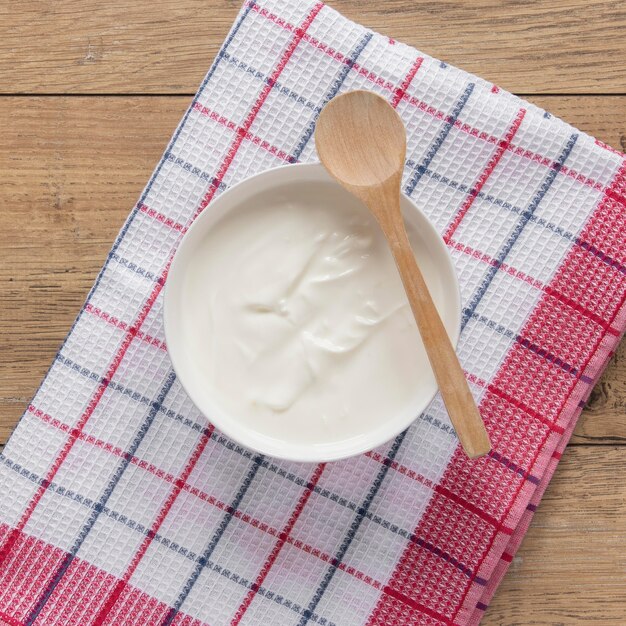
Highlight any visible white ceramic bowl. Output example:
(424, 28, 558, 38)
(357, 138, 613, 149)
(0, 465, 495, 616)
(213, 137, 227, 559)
(164, 163, 461, 462)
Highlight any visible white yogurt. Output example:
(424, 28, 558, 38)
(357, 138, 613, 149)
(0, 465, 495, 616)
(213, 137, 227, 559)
(180, 180, 445, 447)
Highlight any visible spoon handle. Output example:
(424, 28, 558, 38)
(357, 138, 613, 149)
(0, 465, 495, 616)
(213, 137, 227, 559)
(387, 221, 491, 459)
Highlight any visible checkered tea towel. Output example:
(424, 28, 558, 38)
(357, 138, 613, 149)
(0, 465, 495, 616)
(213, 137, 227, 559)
(2, 1, 625, 625)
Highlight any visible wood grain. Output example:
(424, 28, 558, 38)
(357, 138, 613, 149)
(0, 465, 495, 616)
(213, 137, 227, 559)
(484, 446, 626, 624)
(574, 339, 626, 444)
(0, 0, 625, 95)
(0, 96, 186, 442)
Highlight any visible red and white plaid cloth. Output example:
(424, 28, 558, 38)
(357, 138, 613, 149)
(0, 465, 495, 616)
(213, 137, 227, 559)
(2, 1, 625, 624)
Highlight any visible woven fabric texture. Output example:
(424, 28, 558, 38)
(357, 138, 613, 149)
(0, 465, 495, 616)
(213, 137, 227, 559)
(1, 1, 625, 624)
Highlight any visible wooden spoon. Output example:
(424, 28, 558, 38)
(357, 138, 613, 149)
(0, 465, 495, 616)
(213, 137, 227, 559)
(315, 90, 491, 459)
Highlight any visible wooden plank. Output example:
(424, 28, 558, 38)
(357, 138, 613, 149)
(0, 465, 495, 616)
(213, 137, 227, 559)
(574, 339, 626, 444)
(0, 95, 625, 445)
(484, 445, 626, 624)
(0, 0, 625, 95)
(0, 96, 187, 443)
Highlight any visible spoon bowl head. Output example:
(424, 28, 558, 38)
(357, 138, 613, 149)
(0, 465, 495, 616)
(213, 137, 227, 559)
(315, 90, 407, 188)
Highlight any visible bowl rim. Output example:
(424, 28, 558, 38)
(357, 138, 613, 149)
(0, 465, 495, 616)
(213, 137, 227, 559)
(164, 162, 461, 462)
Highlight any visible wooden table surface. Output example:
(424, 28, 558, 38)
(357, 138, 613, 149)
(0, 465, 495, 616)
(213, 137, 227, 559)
(1, 1, 625, 623)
